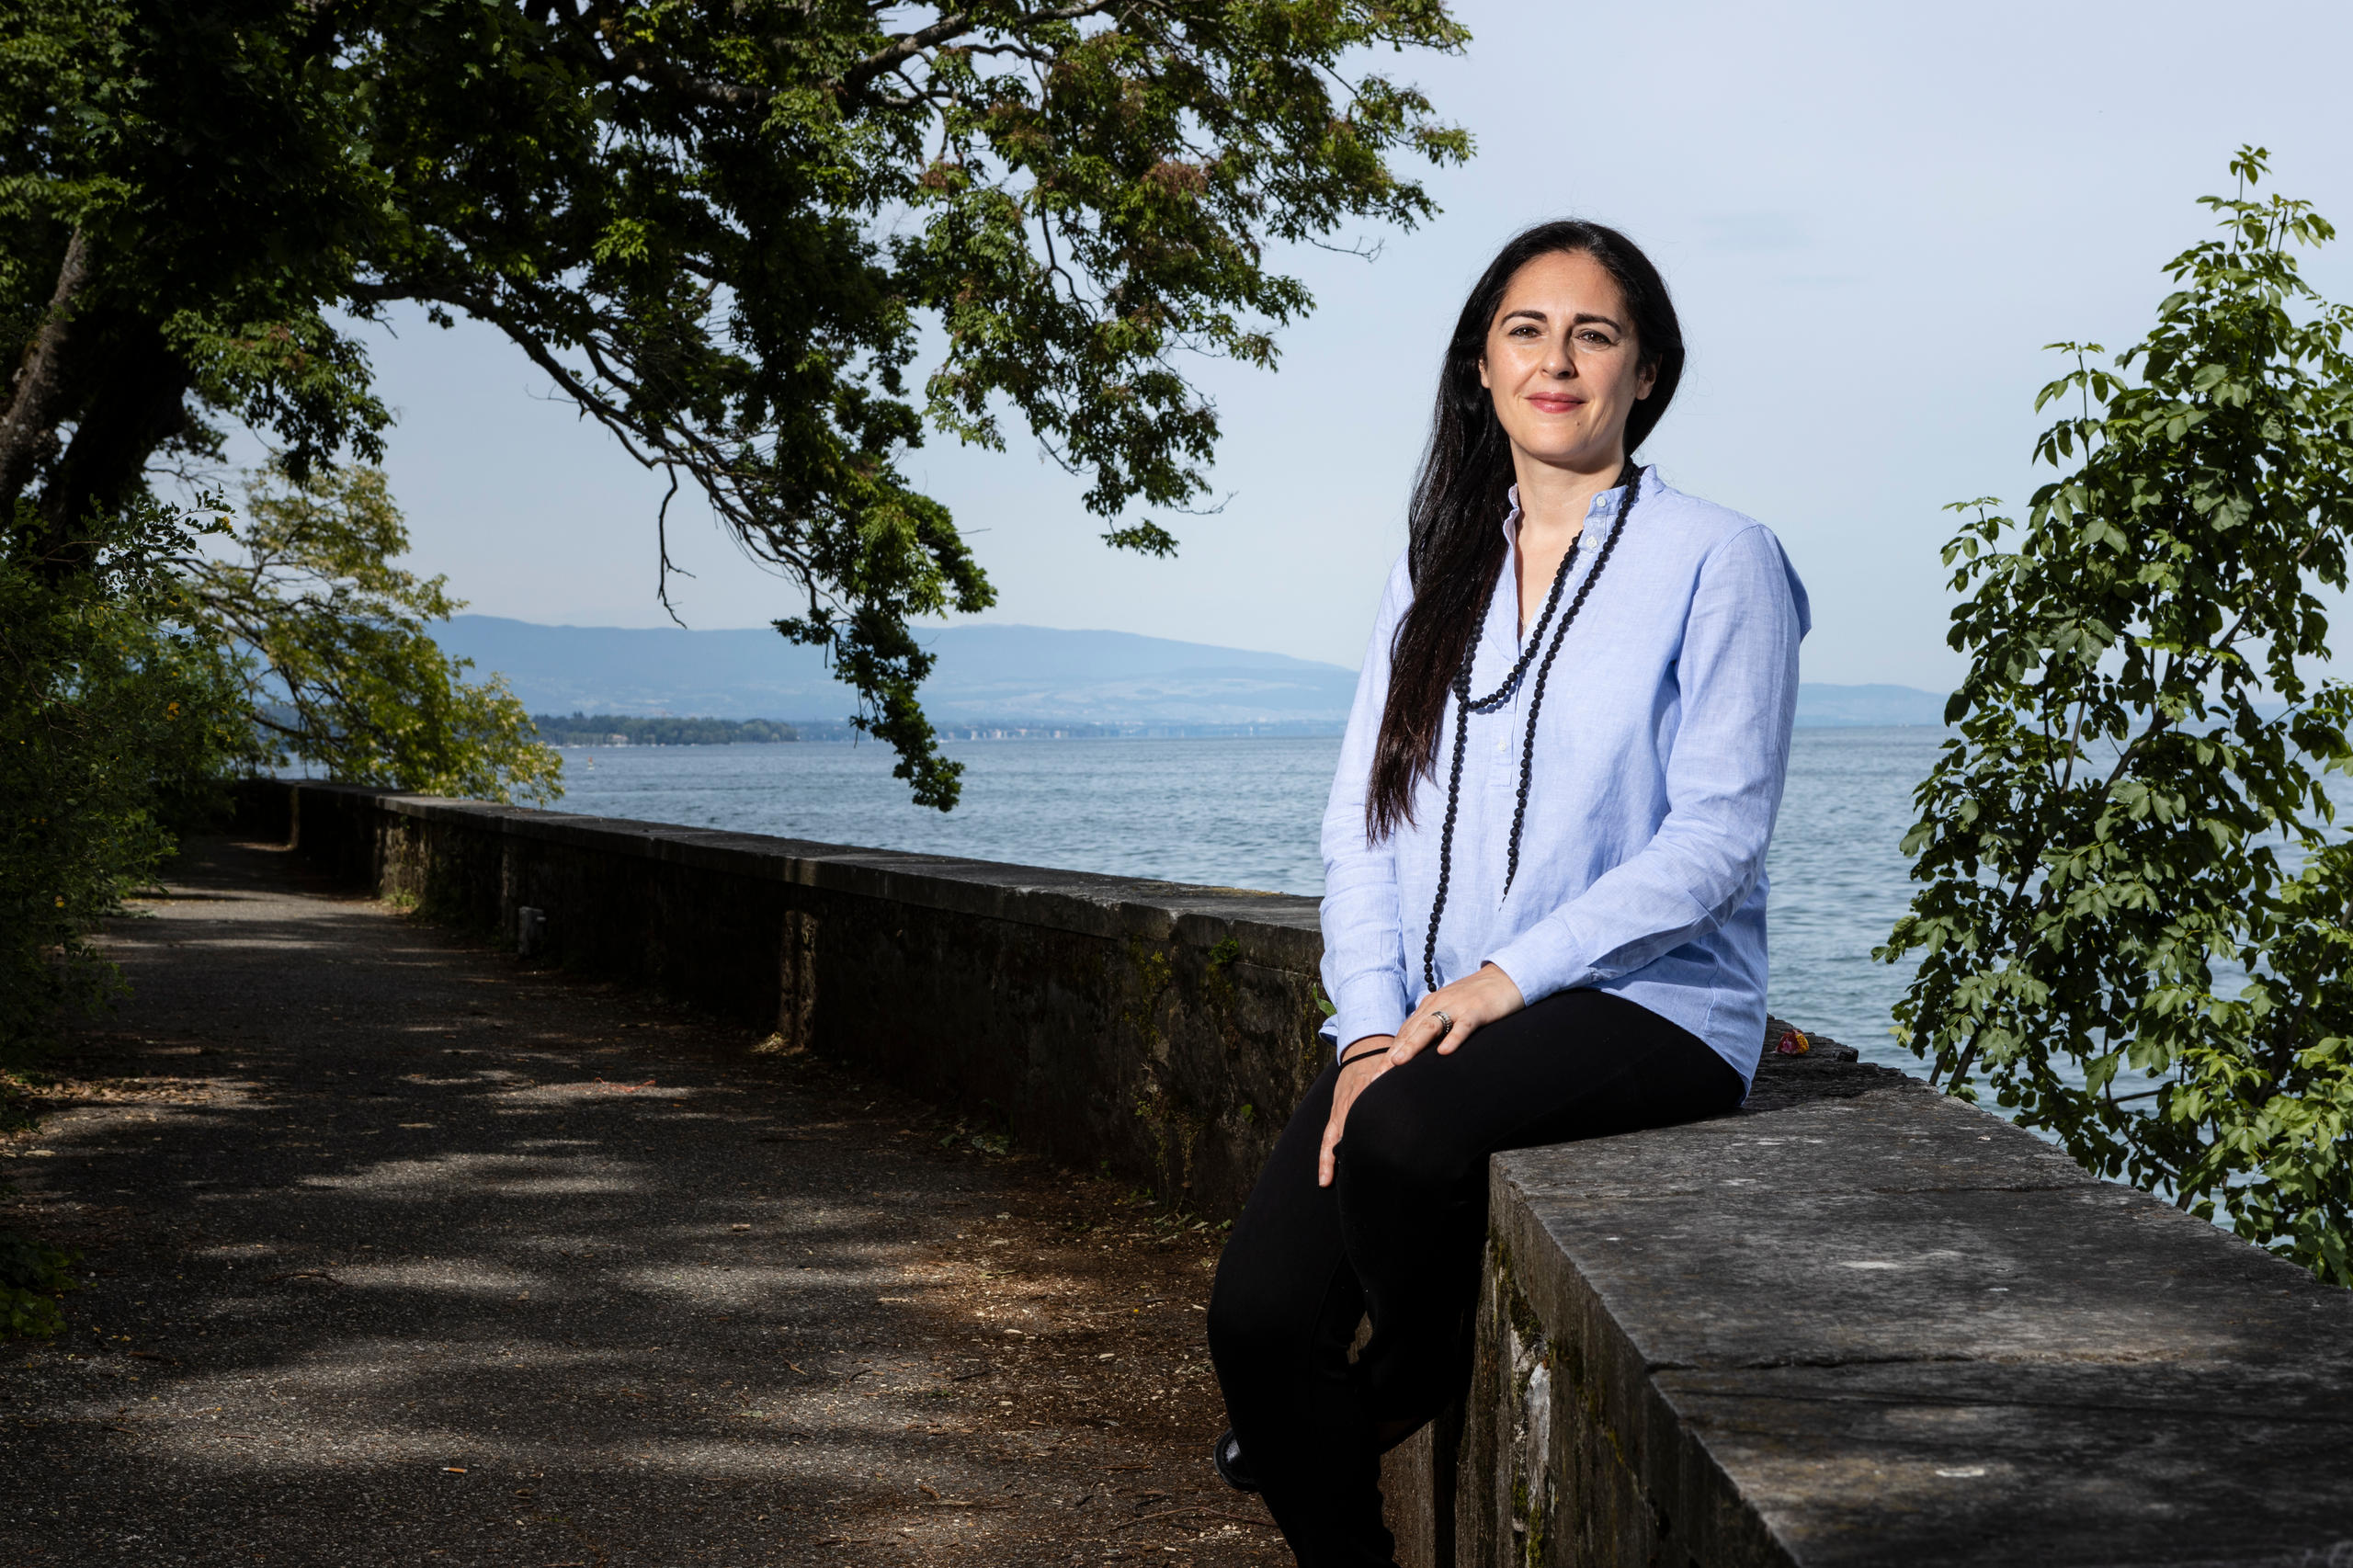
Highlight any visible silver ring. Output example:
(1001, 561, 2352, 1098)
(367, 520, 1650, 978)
(1431, 1009, 1453, 1035)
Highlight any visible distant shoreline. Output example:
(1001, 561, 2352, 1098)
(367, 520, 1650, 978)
(534, 715, 1357, 744)
(538, 718, 1951, 747)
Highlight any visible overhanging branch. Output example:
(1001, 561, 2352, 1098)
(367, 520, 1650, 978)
(837, 0, 1126, 93)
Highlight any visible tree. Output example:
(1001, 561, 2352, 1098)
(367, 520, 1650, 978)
(1883, 149, 2353, 1285)
(183, 463, 563, 802)
(1, 0, 1472, 807)
(0, 1, 394, 540)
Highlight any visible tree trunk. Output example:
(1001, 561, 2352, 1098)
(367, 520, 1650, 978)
(0, 227, 93, 511)
(33, 323, 193, 562)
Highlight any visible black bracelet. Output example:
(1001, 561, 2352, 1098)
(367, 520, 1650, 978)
(1337, 1044, 1392, 1071)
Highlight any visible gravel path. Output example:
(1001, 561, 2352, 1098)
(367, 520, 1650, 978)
(1, 838, 1284, 1566)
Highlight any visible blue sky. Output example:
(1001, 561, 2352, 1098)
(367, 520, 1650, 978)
(326, 0, 2353, 689)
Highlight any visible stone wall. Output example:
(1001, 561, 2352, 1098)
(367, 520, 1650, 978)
(247, 780, 1331, 1220)
(1433, 1059, 2353, 1566)
(239, 781, 2353, 1567)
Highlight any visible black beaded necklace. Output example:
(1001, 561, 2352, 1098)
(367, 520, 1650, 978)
(1419, 464, 1643, 994)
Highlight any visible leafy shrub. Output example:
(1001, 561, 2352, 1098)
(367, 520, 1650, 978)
(1885, 149, 2353, 1285)
(1, 494, 249, 1058)
(0, 1228, 80, 1338)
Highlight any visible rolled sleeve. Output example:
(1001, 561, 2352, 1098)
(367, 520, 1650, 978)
(1319, 554, 1416, 1053)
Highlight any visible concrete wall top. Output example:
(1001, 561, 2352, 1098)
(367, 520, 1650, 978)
(1485, 1058, 2353, 1565)
(342, 784, 1323, 964)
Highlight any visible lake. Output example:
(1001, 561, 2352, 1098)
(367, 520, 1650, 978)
(547, 727, 1942, 1075)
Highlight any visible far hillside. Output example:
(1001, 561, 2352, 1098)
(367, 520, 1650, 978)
(443, 617, 1953, 730)
(443, 616, 1356, 726)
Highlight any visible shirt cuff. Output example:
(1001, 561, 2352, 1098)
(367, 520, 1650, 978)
(1330, 972, 1413, 1061)
(1484, 921, 1594, 1011)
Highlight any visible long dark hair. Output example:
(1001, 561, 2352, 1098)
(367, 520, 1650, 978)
(1365, 221, 1684, 841)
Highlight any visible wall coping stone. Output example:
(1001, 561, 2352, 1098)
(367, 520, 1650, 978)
(356, 785, 1324, 964)
(1477, 1062, 2353, 1565)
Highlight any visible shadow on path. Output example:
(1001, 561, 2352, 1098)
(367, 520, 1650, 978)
(1, 840, 1279, 1567)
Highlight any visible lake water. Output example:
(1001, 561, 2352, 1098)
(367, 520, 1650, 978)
(549, 727, 1941, 1075)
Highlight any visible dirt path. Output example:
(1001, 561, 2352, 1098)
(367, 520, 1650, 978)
(0, 838, 1283, 1567)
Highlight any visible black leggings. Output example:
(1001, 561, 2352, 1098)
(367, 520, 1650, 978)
(1205, 988, 1743, 1567)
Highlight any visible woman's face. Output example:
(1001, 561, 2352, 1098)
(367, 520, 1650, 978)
(1477, 249, 1655, 474)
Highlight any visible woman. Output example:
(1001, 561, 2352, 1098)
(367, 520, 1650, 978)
(1204, 221, 1809, 1566)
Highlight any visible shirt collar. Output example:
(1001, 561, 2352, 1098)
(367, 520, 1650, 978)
(1499, 464, 1649, 543)
(1488, 466, 1649, 657)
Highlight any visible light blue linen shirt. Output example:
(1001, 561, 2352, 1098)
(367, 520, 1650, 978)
(1319, 465, 1810, 1090)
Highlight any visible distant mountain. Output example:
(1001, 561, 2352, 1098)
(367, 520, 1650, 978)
(433, 615, 1953, 730)
(433, 616, 1359, 726)
(1791, 684, 1951, 727)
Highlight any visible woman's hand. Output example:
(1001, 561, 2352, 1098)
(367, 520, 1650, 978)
(1319, 1038, 1394, 1188)
(1314, 965, 1527, 1187)
(1389, 962, 1526, 1066)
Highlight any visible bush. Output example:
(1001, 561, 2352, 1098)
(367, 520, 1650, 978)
(0, 493, 250, 1058)
(1884, 149, 2353, 1285)
(0, 1228, 79, 1338)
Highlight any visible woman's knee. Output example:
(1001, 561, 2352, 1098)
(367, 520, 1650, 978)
(1207, 1262, 1299, 1369)
(1338, 1078, 1470, 1194)
(1207, 1220, 1347, 1369)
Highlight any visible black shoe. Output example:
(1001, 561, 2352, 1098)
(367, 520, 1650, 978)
(1211, 1427, 1260, 1493)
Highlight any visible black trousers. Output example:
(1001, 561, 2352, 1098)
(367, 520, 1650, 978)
(1205, 988, 1744, 1567)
